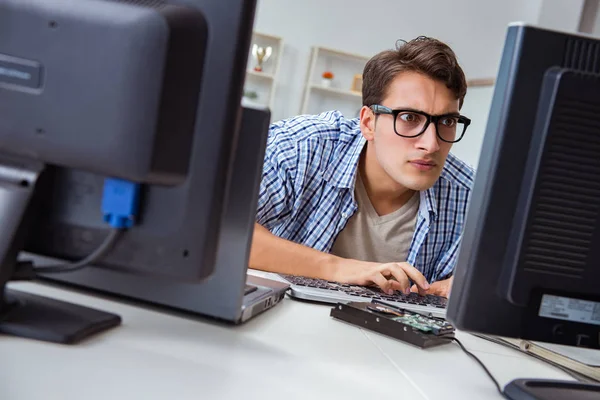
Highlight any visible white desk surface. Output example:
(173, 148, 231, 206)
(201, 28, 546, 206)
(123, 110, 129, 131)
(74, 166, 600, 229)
(2, 277, 574, 400)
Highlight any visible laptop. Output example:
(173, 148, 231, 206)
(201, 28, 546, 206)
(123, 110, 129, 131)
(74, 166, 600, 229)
(210, 104, 290, 323)
(276, 274, 447, 319)
(237, 275, 288, 324)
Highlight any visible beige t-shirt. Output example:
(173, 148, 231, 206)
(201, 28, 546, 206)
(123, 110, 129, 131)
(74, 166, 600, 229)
(330, 173, 419, 263)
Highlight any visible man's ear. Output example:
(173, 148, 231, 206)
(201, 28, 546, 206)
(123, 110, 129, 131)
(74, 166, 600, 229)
(359, 106, 376, 141)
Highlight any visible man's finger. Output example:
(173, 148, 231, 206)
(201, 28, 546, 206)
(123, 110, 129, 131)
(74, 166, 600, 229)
(397, 262, 429, 291)
(427, 282, 441, 295)
(387, 279, 405, 292)
(369, 272, 395, 295)
(383, 266, 410, 294)
(427, 281, 451, 297)
(411, 283, 430, 296)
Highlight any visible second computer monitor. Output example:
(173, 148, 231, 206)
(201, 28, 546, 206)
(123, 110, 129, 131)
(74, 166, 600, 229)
(447, 23, 600, 350)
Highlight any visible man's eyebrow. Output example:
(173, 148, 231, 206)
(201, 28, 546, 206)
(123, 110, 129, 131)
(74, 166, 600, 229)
(388, 106, 419, 111)
(389, 106, 460, 116)
(439, 111, 461, 117)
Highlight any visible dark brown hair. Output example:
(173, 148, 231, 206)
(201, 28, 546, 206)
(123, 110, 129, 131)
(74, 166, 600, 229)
(362, 36, 467, 108)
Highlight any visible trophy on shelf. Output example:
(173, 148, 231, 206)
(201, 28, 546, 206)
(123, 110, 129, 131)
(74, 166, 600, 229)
(252, 44, 273, 72)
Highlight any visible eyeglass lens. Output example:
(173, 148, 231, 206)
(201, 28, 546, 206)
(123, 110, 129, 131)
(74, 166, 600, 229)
(394, 111, 465, 142)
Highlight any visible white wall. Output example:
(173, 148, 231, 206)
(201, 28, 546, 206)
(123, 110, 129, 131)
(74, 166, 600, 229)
(592, 1, 600, 35)
(537, 0, 585, 32)
(252, 0, 541, 121)
(450, 86, 495, 168)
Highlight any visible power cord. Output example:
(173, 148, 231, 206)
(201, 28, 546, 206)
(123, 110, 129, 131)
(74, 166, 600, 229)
(32, 177, 140, 275)
(452, 337, 506, 398)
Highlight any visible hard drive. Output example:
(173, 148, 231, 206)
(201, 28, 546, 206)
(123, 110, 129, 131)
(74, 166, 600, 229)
(330, 299, 455, 349)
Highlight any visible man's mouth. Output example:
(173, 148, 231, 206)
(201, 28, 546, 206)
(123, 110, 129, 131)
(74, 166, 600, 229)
(409, 159, 436, 171)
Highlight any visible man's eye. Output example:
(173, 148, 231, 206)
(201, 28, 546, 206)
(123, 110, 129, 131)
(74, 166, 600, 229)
(441, 117, 457, 127)
(399, 113, 419, 123)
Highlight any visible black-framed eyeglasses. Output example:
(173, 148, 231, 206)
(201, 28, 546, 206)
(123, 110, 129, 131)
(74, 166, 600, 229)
(370, 104, 471, 143)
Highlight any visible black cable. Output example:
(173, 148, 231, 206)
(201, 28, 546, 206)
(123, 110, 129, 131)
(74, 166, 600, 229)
(33, 228, 123, 274)
(452, 337, 506, 398)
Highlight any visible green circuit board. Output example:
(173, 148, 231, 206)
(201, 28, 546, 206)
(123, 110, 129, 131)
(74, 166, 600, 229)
(367, 304, 454, 335)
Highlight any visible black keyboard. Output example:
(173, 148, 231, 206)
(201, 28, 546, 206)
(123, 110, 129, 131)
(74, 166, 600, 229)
(280, 275, 447, 308)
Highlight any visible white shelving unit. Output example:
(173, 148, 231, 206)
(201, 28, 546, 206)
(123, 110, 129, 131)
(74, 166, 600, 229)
(242, 32, 283, 110)
(300, 46, 369, 118)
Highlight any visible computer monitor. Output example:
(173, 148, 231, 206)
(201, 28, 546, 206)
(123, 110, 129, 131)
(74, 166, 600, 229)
(447, 23, 600, 399)
(0, 0, 258, 343)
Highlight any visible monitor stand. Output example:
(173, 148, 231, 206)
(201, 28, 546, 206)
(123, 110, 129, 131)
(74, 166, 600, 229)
(504, 378, 600, 399)
(0, 156, 120, 344)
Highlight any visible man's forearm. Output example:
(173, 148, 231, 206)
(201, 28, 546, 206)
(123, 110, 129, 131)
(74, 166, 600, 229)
(249, 223, 340, 279)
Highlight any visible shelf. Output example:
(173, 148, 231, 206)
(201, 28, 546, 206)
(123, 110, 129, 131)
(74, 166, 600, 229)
(246, 70, 275, 80)
(241, 97, 269, 110)
(243, 31, 283, 113)
(300, 44, 368, 115)
(314, 46, 370, 61)
(310, 84, 362, 99)
(253, 32, 283, 42)
(467, 78, 495, 87)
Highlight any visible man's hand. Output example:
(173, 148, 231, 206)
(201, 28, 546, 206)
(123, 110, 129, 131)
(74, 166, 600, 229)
(333, 260, 430, 295)
(250, 224, 431, 295)
(411, 276, 453, 298)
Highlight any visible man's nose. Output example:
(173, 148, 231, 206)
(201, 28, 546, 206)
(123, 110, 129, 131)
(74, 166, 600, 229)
(415, 122, 440, 153)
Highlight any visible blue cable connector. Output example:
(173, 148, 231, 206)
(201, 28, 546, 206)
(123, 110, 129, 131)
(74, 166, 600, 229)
(101, 178, 141, 229)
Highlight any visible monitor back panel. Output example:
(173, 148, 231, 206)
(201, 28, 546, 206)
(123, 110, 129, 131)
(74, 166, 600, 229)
(32, 106, 271, 320)
(22, 0, 258, 283)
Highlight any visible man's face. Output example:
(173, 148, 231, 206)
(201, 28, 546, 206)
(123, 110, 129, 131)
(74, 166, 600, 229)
(360, 71, 459, 192)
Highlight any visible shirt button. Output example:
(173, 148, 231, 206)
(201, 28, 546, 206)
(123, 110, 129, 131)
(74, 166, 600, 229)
(342, 212, 348, 218)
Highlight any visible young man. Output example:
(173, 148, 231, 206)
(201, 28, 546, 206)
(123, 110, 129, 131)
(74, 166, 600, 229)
(250, 37, 474, 298)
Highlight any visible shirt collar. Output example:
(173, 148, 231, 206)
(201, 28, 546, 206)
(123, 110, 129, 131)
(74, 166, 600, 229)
(322, 121, 366, 189)
(322, 119, 438, 219)
(422, 188, 438, 221)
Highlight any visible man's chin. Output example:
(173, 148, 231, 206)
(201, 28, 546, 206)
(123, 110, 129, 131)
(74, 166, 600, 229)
(399, 174, 439, 192)
(409, 182, 436, 192)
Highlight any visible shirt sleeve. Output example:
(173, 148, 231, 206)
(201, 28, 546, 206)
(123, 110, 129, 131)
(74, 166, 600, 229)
(255, 123, 296, 231)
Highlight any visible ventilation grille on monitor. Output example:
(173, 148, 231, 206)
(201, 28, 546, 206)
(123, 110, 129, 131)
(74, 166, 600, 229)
(563, 38, 600, 73)
(523, 97, 600, 278)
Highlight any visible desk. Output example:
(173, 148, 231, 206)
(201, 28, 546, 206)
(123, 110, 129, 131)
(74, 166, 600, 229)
(2, 278, 574, 400)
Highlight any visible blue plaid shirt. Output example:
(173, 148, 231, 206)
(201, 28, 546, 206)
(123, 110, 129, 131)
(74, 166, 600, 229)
(256, 110, 475, 282)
